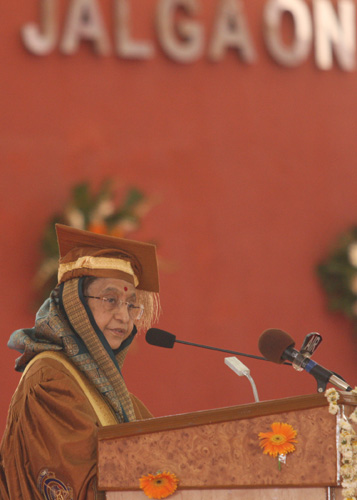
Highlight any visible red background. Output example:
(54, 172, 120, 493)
(0, 0, 356, 433)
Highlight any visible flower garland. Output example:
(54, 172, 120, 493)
(317, 227, 357, 332)
(34, 179, 157, 303)
(325, 387, 357, 499)
(258, 422, 298, 470)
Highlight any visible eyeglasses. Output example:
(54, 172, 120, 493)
(84, 295, 144, 321)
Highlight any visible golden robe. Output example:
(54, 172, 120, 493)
(0, 354, 152, 500)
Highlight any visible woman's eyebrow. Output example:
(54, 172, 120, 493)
(101, 287, 136, 300)
(101, 286, 119, 293)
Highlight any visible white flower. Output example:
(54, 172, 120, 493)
(326, 388, 340, 406)
(341, 464, 353, 478)
(65, 209, 85, 229)
(342, 486, 356, 497)
(93, 200, 115, 218)
(348, 242, 357, 267)
(116, 219, 139, 233)
(329, 403, 339, 415)
(341, 450, 353, 460)
(339, 419, 354, 432)
(326, 387, 339, 398)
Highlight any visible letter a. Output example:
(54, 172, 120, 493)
(208, 0, 256, 63)
(60, 0, 111, 55)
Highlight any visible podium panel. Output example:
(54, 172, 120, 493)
(106, 487, 343, 500)
(98, 393, 356, 497)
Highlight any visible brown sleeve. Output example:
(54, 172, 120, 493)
(0, 358, 103, 500)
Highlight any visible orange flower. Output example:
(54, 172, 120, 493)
(139, 471, 178, 499)
(87, 222, 108, 234)
(259, 422, 298, 457)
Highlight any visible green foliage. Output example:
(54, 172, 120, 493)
(34, 179, 152, 306)
(105, 187, 145, 227)
(41, 215, 62, 257)
(316, 226, 357, 325)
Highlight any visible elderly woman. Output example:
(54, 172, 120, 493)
(0, 224, 160, 500)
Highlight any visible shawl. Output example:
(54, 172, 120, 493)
(8, 277, 136, 423)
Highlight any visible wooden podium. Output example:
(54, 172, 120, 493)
(97, 392, 357, 500)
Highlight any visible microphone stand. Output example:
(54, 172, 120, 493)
(174, 339, 292, 365)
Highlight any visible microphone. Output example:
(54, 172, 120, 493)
(146, 328, 291, 364)
(292, 332, 323, 372)
(300, 332, 322, 358)
(258, 328, 352, 393)
(146, 328, 176, 348)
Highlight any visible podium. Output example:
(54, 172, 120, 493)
(97, 392, 357, 500)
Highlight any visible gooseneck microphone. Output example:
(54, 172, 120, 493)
(145, 328, 291, 364)
(258, 328, 352, 393)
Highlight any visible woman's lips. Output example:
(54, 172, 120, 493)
(109, 328, 126, 336)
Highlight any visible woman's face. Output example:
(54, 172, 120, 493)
(86, 277, 136, 350)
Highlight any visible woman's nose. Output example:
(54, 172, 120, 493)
(113, 302, 130, 321)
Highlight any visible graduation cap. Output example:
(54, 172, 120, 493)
(55, 224, 159, 292)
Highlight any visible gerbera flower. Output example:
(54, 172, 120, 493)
(139, 471, 178, 499)
(259, 422, 298, 457)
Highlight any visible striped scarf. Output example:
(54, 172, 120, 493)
(8, 277, 136, 423)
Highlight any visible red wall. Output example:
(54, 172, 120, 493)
(1, 0, 356, 433)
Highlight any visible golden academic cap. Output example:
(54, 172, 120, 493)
(55, 224, 159, 292)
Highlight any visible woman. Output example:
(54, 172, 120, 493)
(0, 224, 160, 500)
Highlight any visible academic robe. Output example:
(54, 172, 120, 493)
(0, 354, 152, 500)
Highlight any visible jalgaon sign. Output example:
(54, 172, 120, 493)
(22, 0, 356, 70)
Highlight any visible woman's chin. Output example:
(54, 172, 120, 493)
(104, 329, 127, 350)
